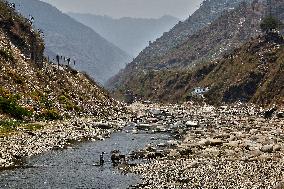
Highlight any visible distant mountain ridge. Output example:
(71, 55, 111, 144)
(68, 13, 179, 56)
(8, 0, 131, 84)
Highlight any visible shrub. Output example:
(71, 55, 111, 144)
(59, 95, 80, 111)
(24, 123, 43, 131)
(58, 95, 68, 103)
(0, 96, 32, 119)
(0, 48, 14, 61)
(0, 87, 10, 97)
(36, 109, 62, 121)
(7, 71, 24, 84)
(40, 96, 53, 109)
(260, 16, 283, 33)
(0, 120, 21, 133)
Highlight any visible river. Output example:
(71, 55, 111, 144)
(0, 125, 170, 189)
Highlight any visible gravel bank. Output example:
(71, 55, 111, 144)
(127, 103, 284, 188)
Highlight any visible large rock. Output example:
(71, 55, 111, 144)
(149, 109, 163, 115)
(273, 144, 281, 152)
(185, 121, 199, 127)
(136, 123, 152, 130)
(198, 138, 223, 146)
(260, 144, 274, 153)
(209, 139, 223, 146)
(92, 122, 112, 130)
(0, 158, 6, 166)
(198, 139, 211, 146)
(224, 140, 240, 148)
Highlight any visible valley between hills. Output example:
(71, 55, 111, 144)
(0, 0, 283, 188)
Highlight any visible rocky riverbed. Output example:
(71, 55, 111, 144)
(1, 102, 284, 188)
(125, 103, 284, 188)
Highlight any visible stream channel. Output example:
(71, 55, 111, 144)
(0, 124, 170, 188)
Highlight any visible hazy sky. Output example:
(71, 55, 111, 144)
(40, 0, 203, 19)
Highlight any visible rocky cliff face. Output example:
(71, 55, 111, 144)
(8, 0, 131, 84)
(109, 0, 284, 106)
(0, 0, 122, 121)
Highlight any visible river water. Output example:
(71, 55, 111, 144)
(0, 125, 170, 189)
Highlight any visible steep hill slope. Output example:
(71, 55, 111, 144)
(202, 34, 284, 105)
(125, 0, 251, 64)
(8, 0, 131, 84)
(107, 0, 253, 89)
(109, 0, 284, 105)
(111, 33, 284, 106)
(68, 13, 178, 57)
(0, 0, 122, 121)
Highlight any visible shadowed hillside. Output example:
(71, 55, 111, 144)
(117, 33, 284, 106)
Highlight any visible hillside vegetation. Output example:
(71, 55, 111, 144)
(112, 33, 284, 106)
(0, 0, 122, 124)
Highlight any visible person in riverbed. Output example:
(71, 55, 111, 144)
(100, 152, 105, 166)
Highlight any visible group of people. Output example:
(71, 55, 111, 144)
(54, 55, 76, 67)
(7, 2, 77, 70)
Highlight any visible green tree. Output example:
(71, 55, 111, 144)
(260, 16, 283, 33)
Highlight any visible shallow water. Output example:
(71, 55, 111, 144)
(0, 126, 170, 189)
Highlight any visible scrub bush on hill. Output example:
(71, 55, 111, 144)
(0, 96, 32, 119)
